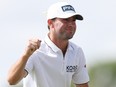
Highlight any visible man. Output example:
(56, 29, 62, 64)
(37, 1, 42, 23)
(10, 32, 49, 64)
(7, 2, 89, 87)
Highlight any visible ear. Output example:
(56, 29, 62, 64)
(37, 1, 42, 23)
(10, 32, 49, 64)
(47, 19, 52, 25)
(47, 19, 54, 29)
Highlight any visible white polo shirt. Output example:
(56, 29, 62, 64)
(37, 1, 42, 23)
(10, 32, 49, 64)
(23, 35, 89, 87)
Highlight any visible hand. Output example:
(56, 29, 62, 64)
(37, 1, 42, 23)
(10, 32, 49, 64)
(24, 38, 41, 56)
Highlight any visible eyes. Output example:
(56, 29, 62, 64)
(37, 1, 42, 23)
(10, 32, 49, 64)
(52, 17, 76, 24)
(62, 18, 76, 23)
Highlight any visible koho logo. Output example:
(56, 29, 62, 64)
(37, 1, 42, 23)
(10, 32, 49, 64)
(66, 65, 77, 72)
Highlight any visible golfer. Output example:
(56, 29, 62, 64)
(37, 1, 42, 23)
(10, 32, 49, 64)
(7, 2, 89, 87)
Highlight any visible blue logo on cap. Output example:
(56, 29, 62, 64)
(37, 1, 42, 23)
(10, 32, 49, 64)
(62, 5, 75, 12)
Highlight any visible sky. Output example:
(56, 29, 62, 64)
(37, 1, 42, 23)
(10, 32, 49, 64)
(0, 0, 116, 86)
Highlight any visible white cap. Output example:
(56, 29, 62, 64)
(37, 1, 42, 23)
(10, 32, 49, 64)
(47, 2, 83, 20)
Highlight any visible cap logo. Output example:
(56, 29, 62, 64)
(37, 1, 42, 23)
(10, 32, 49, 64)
(61, 5, 75, 12)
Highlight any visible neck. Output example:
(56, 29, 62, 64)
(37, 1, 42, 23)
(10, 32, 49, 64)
(48, 33, 68, 55)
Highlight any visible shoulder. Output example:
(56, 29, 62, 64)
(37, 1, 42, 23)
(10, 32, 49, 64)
(69, 41, 83, 52)
(69, 41, 85, 59)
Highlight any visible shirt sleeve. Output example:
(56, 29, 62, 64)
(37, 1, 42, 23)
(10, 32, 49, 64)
(72, 48, 89, 84)
(24, 54, 35, 74)
(23, 53, 37, 87)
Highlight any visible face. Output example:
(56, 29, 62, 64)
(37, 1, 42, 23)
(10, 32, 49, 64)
(51, 16, 76, 40)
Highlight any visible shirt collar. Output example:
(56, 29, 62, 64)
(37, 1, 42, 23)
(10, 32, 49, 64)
(44, 35, 60, 52)
(44, 35, 74, 53)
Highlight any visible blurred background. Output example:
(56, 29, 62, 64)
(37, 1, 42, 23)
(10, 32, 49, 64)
(0, 0, 116, 87)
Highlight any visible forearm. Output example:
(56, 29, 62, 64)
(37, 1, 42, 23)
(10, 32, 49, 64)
(7, 38, 41, 85)
(7, 54, 29, 85)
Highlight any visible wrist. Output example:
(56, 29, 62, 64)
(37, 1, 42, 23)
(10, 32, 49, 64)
(21, 52, 31, 61)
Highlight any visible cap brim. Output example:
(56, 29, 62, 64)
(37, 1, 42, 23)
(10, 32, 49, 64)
(75, 14, 83, 20)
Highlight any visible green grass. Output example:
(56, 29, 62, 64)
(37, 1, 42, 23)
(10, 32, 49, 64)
(89, 61, 116, 87)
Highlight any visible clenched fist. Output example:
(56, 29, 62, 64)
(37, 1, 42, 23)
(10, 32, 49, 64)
(24, 38, 41, 57)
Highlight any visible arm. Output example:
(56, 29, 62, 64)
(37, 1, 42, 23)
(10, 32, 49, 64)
(7, 39, 41, 85)
(76, 83, 89, 87)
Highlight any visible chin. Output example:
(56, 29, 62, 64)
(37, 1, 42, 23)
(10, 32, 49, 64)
(65, 36, 73, 40)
